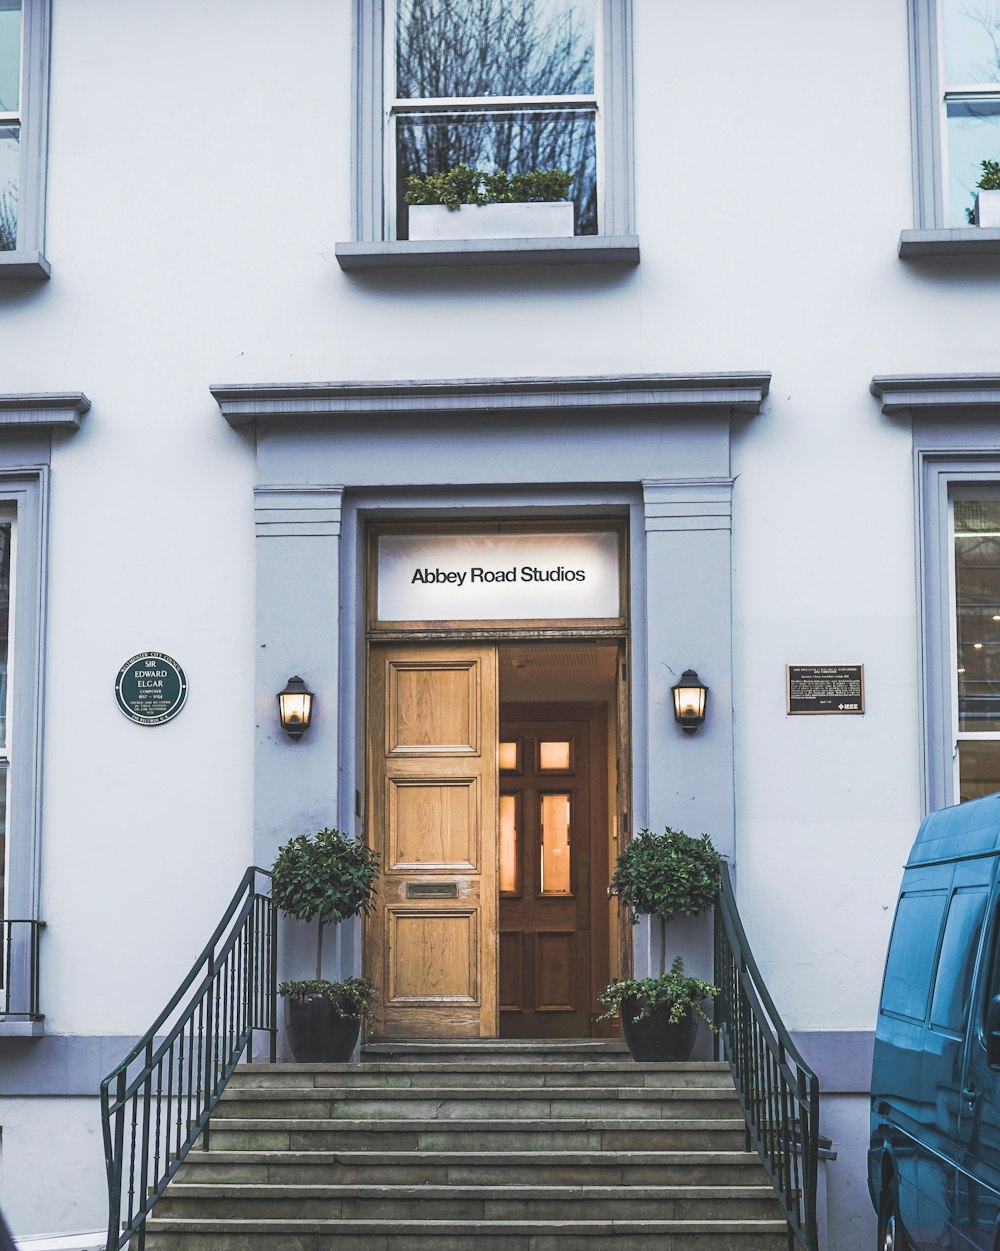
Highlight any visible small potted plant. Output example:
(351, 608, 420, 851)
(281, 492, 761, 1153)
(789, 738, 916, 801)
(271, 827, 379, 1062)
(405, 164, 575, 241)
(598, 958, 719, 1061)
(969, 158, 1000, 226)
(602, 826, 721, 1061)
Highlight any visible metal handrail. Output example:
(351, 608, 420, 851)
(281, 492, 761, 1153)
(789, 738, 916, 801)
(100, 866, 277, 1251)
(1, 918, 44, 1018)
(714, 863, 821, 1251)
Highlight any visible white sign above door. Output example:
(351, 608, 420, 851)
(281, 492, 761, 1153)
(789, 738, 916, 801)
(376, 530, 622, 623)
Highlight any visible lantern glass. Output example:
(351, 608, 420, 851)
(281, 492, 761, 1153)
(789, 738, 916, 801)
(278, 676, 313, 739)
(672, 670, 708, 732)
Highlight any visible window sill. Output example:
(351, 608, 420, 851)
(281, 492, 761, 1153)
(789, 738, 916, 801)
(335, 234, 640, 270)
(0, 250, 51, 279)
(898, 228, 1000, 258)
(0, 1017, 44, 1037)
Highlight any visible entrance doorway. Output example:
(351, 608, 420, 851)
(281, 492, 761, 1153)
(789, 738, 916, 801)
(498, 703, 608, 1038)
(366, 640, 623, 1040)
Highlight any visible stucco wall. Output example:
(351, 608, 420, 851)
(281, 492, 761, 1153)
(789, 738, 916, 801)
(0, 0, 988, 1243)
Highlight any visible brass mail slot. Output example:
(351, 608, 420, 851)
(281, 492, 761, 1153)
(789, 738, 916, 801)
(406, 881, 459, 899)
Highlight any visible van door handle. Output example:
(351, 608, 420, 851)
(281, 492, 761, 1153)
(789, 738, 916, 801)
(962, 1085, 980, 1106)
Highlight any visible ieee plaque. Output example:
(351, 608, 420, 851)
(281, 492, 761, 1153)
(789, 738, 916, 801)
(115, 652, 188, 726)
(786, 665, 864, 715)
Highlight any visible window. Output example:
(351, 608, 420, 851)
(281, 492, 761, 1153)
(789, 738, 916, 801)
(392, 0, 599, 239)
(870, 376, 1000, 810)
(0, 0, 49, 277)
(881, 890, 948, 1020)
(338, 0, 636, 267)
(930, 887, 988, 1031)
(938, 0, 1000, 227)
(953, 496, 1000, 799)
(0, 513, 11, 924)
(904, 0, 1000, 250)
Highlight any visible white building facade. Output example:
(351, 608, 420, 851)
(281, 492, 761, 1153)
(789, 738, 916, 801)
(1, 1, 999, 1247)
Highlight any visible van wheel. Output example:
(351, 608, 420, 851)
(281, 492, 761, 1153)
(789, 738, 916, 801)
(879, 1183, 907, 1251)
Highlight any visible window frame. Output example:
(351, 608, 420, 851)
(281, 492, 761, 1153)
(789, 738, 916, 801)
(0, 0, 50, 279)
(901, 0, 1000, 255)
(0, 393, 88, 1034)
(870, 375, 1000, 811)
(338, 0, 637, 269)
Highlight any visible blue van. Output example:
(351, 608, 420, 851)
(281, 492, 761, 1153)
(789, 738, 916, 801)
(870, 791, 1000, 1250)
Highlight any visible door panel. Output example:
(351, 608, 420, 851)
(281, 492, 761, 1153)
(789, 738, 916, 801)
(499, 707, 604, 1038)
(368, 644, 497, 1039)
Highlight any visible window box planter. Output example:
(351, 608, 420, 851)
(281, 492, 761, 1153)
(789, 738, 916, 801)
(408, 201, 575, 241)
(975, 189, 1000, 227)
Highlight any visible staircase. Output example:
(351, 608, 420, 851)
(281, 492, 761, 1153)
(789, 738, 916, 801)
(142, 1039, 789, 1249)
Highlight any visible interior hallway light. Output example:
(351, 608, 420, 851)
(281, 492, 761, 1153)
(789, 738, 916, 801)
(672, 669, 708, 734)
(278, 676, 314, 741)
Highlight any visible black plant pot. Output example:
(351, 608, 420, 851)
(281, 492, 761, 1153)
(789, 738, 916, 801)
(620, 995, 698, 1062)
(284, 992, 361, 1062)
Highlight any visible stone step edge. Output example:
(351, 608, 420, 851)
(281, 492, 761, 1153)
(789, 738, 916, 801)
(239, 1060, 727, 1072)
(181, 1149, 762, 1165)
(145, 1218, 790, 1234)
(164, 1183, 777, 1200)
(207, 1117, 747, 1132)
(219, 1086, 738, 1101)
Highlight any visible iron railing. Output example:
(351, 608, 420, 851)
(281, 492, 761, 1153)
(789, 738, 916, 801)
(1, 919, 44, 1018)
(714, 863, 821, 1251)
(100, 866, 277, 1251)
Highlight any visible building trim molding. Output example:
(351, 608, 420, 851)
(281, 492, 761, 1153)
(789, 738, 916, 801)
(212, 373, 771, 430)
(871, 374, 1000, 415)
(643, 478, 734, 534)
(335, 235, 641, 270)
(0, 393, 90, 430)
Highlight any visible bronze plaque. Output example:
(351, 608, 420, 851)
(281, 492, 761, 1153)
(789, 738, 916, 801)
(787, 664, 864, 715)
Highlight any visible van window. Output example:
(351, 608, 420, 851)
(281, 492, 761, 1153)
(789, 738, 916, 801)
(930, 888, 989, 1032)
(882, 891, 949, 1020)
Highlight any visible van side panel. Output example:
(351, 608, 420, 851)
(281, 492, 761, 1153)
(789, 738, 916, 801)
(917, 861, 992, 1244)
(871, 864, 951, 1242)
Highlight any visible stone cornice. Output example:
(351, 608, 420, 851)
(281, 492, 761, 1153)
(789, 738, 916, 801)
(870, 374, 1000, 415)
(212, 373, 771, 430)
(0, 393, 91, 430)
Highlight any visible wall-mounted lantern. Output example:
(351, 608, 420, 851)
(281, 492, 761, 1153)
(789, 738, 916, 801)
(278, 676, 314, 741)
(672, 669, 708, 734)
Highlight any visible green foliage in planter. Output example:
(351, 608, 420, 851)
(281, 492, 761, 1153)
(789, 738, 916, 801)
(597, 957, 719, 1028)
(272, 827, 378, 926)
(609, 826, 721, 924)
(978, 159, 1000, 190)
(271, 827, 379, 981)
(405, 163, 573, 210)
(966, 159, 1000, 221)
(277, 976, 376, 1021)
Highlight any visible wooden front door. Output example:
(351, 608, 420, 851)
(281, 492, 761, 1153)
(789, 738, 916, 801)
(367, 643, 498, 1039)
(498, 704, 607, 1038)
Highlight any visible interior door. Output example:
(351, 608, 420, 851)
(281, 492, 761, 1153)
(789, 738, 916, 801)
(366, 643, 498, 1039)
(498, 706, 601, 1038)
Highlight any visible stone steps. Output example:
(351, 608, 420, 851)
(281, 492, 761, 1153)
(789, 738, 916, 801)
(227, 1061, 736, 1089)
(212, 1085, 742, 1120)
(143, 1043, 787, 1250)
(142, 1217, 790, 1250)
(200, 1116, 751, 1152)
(155, 1182, 781, 1221)
(173, 1147, 767, 1186)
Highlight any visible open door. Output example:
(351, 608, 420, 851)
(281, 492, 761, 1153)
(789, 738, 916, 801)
(366, 643, 498, 1038)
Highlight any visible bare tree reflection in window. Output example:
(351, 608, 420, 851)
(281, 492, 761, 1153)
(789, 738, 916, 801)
(395, 0, 598, 235)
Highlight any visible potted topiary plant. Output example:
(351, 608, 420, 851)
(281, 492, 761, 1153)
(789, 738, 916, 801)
(969, 159, 1000, 226)
(405, 164, 575, 241)
(598, 958, 719, 1061)
(271, 827, 379, 1061)
(603, 826, 721, 1061)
